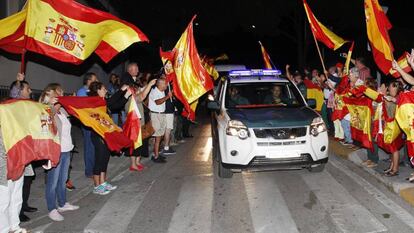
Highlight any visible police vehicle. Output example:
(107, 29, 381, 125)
(208, 69, 328, 178)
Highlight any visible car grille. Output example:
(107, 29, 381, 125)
(253, 127, 307, 139)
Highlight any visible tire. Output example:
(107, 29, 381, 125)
(216, 147, 233, 178)
(309, 164, 325, 173)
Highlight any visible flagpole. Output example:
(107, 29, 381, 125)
(310, 31, 326, 72)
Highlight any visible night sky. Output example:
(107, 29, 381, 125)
(94, 0, 414, 74)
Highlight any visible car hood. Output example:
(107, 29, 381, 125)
(226, 107, 319, 128)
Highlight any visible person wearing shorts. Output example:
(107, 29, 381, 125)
(148, 77, 172, 163)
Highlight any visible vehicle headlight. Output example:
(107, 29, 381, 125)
(226, 120, 249, 140)
(310, 117, 327, 137)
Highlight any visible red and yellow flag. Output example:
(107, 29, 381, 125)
(258, 41, 273, 69)
(201, 56, 220, 80)
(344, 42, 355, 75)
(395, 92, 414, 157)
(372, 103, 404, 153)
(0, 99, 61, 181)
(123, 96, 142, 153)
(58, 96, 131, 152)
(390, 52, 413, 78)
(343, 95, 373, 149)
(23, 0, 148, 64)
(0, 8, 26, 53)
(364, 0, 394, 74)
(172, 15, 214, 104)
(303, 79, 324, 112)
(160, 48, 196, 121)
(303, 0, 347, 50)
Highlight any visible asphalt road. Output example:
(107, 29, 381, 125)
(25, 122, 414, 233)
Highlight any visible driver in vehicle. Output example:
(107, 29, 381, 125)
(227, 87, 249, 107)
(264, 85, 287, 105)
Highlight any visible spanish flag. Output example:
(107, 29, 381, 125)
(364, 0, 394, 74)
(58, 96, 131, 152)
(344, 42, 354, 75)
(373, 103, 403, 153)
(160, 48, 196, 121)
(0, 99, 61, 181)
(23, 0, 148, 64)
(201, 56, 220, 80)
(390, 52, 412, 78)
(331, 76, 350, 121)
(123, 96, 142, 153)
(350, 85, 383, 103)
(0, 8, 26, 53)
(395, 92, 414, 157)
(303, 79, 324, 112)
(172, 15, 214, 104)
(303, 0, 347, 50)
(343, 95, 373, 149)
(258, 41, 273, 69)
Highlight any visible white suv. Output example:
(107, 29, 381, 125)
(208, 69, 329, 178)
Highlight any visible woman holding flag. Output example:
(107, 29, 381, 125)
(126, 79, 156, 171)
(88, 82, 132, 195)
(39, 83, 79, 222)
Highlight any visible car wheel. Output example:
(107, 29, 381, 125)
(215, 147, 233, 178)
(308, 164, 325, 173)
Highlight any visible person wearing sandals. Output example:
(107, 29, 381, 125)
(40, 83, 80, 221)
(88, 81, 131, 195)
(381, 81, 403, 177)
(127, 79, 157, 171)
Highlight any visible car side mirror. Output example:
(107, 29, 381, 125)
(207, 101, 220, 111)
(307, 98, 317, 109)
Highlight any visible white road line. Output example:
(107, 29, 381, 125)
(330, 157, 414, 231)
(243, 173, 299, 233)
(167, 176, 214, 233)
(194, 137, 212, 162)
(83, 180, 155, 233)
(302, 170, 387, 233)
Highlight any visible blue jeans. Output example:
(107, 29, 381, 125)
(112, 113, 119, 126)
(341, 119, 353, 143)
(45, 152, 70, 211)
(81, 127, 95, 177)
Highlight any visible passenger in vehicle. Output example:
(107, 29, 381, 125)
(264, 86, 287, 105)
(227, 87, 249, 107)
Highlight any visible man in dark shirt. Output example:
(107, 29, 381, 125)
(163, 86, 176, 155)
(121, 62, 140, 86)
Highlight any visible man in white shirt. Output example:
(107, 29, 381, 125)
(148, 77, 173, 163)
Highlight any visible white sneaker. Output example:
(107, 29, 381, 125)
(58, 203, 79, 212)
(93, 184, 111, 195)
(103, 182, 117, 191)
(49, 209, 64, 221)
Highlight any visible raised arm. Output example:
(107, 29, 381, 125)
(392, 60, 414, 86)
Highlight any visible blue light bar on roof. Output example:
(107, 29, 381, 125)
(229, 69, 282, 77)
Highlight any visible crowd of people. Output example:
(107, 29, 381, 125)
(286, 51, 414, 180)
(0, 62, 194, 232)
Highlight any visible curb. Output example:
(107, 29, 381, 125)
(330, 139, 414, 207)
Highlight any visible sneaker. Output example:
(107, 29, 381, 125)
(58, 203, 79, 212)
(66, 180, 76, 191)
(48, 209, 64, 221)
(93, 184, 110, 195)
(163, 148, 176, 155)
(103, 182, 117, 191)
(151, 156, 167, 163)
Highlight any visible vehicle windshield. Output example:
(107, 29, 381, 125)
(225, 82, 305, 109)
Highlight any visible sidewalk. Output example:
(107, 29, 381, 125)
(330, 139, 414, 207)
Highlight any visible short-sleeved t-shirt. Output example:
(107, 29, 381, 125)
(148, 87, 166, 112)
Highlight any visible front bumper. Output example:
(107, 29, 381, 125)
(219, 126, 329, 170)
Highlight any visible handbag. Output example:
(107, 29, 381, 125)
(141, 121, 155, 139)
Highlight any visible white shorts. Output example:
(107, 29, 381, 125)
(165, 113, 174, 130)
(150, 113, 166, 137)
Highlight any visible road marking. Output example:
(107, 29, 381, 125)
(83, 180, 155, 233)
(243, 173, 299, 233)
(167, 176, 214, 233)
(330, 157, 414, 231)
(302, 170, 387, 233)
(194, 137, 212, 162)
